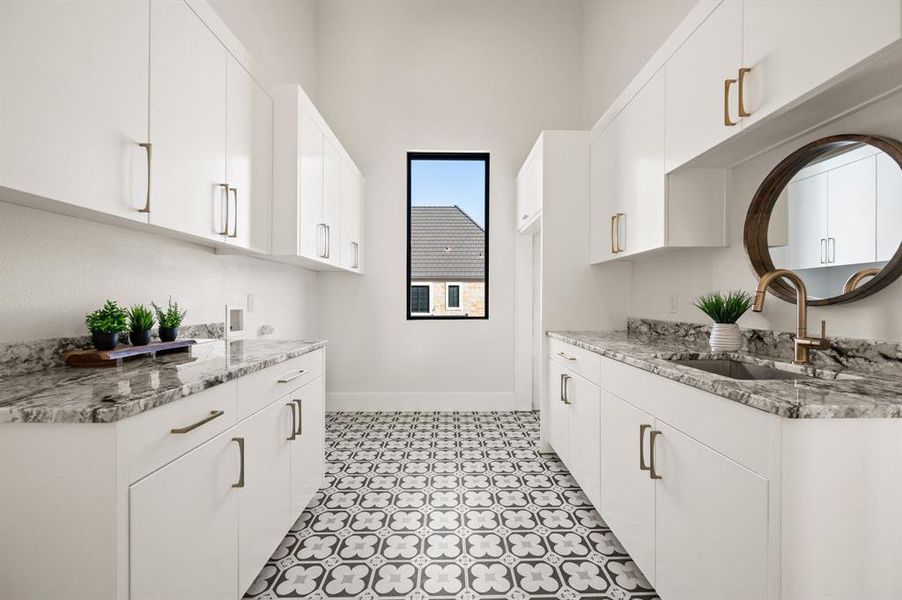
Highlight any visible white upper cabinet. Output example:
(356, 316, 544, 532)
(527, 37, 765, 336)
(340, 160, 365, 271)
(148, 0, 228, 242)
(877, 152, 902, 261)
(0, 0, 150, 221)
(787, 173, 828, 270)
(741, 0, 901, 128)
(664, 0, 742, 173)
(827, 155, 877, 266)
(226, 55, 273, 253)
(589, 119, 621, 263)
(664, 0, 902, 172)
(272, 84, 365, 272)
(516, 137, 543, 232)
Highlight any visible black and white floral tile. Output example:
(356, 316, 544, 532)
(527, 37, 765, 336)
(245, 411, 658, 600)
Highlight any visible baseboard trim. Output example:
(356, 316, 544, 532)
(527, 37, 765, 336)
(326, 392, 518, 412)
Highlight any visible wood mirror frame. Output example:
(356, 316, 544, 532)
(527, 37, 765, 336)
(744, 133, 902, 306)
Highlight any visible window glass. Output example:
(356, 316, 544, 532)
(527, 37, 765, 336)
(410, 285, 430, 314)
(447, 285, 460, 309)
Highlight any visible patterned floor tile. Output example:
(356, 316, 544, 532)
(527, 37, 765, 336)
(244, 411, 658, 600)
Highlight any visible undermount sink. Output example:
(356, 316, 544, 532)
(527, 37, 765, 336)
(669, 358, 814, 381)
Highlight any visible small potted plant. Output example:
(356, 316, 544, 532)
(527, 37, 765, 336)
(693, 290, 753, 352)
(85, 300, 128, 351)
(127, 304, 155, 346)
(152, 297, 187, 342)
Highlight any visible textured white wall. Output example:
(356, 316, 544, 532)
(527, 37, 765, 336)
(207, 0, 318, 98)
(0, 202, 319, 343)
(580, 0, 695, 128)
(314, 0, 583, 410)
(630, 90, 902, 342)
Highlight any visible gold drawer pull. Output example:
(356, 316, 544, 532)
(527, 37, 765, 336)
(231, 437, 245, 488)
(649, 430, 662, 480)
(218, 183, 230, 235)
(294, 398, 304, 436)
(724, 78, 737, 126)
(556, 352, 576, 361)
(170, 410, 224, 434)
(278, 369, 307, 383)
(610, 214, 617, 254)
(738, 67, 752, 117)
(286, 403, 297, 441)
(639, 424, 651, 472)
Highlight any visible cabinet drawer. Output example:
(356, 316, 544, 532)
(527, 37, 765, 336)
(236, 350, 323, 420)
(548, 337, 601, 386)
(125, 381, 239, 483)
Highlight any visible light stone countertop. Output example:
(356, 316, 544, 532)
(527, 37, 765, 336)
(0, 339, 326, 424)
(548, 330, 902, 418)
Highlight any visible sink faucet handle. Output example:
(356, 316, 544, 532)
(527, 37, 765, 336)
(820, 319, 826, 340)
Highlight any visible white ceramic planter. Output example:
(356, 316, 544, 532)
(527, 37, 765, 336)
(709, 323, 742, 352)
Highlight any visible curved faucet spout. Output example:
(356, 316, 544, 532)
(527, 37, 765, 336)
(752, 269, 827, 364)
(842, 267, 880, 294)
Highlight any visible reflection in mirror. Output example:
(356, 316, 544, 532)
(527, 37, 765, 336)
(767, 142, 902, 300)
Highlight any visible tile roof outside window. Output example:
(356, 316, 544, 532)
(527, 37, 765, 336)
(410, 206, 486, 280)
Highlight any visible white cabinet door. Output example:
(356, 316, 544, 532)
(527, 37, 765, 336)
(0, 0, 149, 221)
(299, 109, 325, 260)
(618, 68, 666, 257)
(226, 55, 273, 252)
(589, 121, 621, 263)
(654, 421, 769, 600)
(235, 398, 293, 595)
(149, 0, 227, 242)
(340, 161, 363, 270)
(877, 152, 902, 261)
(130, 432, 239, 600)
(742, 1, 901, 128)
(567, 374, 601, 511)
(828, 155, 877, 266)
(290, 377, 326, 520)
(599, 391, 656, 585)
(787, 173, 828, 270)
(322, 138, 342, 266)
(664, 0, 741, 172)
(516, 140, 542, 231)
(546, 360, 570, 467)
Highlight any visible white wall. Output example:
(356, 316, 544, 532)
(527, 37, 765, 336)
(207, 0, 318, 98)
(580, 0, 695, 128)
(630, 90, 902, 342)
(314, 0, 583, 411)
(0, 202, 319, 343)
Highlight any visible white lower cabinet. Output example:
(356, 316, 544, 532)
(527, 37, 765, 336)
(546, 360, 571, 466)
(235, 397, 294, 594)
(290, 376, 326, 520)
(653, 420, 769, 600)
(598, 391, 656, 585)
(130, 431, 240, 600)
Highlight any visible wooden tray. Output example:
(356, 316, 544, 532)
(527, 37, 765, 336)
(65, 339, 197, 368)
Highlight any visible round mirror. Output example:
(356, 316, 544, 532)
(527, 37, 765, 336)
(745, 134, 902, 305)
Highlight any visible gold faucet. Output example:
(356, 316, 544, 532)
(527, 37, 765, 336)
(752, 269, 830, 365)
(842, 267, 880, 294)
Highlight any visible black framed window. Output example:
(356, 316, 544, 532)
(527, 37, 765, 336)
(407, 152, 489, 319)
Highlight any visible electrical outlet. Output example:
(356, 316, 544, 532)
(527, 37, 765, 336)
(668, 293, 679, 314)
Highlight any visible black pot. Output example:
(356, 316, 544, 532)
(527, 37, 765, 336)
(158, 327, 178, 342)
(92, 331, 119, 351)
(130, 329, 152, 346)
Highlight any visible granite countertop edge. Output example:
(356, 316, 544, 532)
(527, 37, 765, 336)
(0, 340, 327, 425)
(547, 331, 902, 419)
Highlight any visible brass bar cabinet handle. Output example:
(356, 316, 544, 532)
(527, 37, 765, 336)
(218, 183, 230, 235)
(820, 238, 827, 264)
(737, 67, 752, 117)
(649, 430, 662, 480)
(278, 369, 306, 384)
(326, 225, 331, 258)
(286, 403, 297, 441)
(228, 187, 238, 238)
(616, 213, 624, 252)
(724, 78, 737, 126)
(559, 373, 566, 403)
(231, 437, 245, 488)
(610, 214, 617, 254)
(556, 352, 576, 361)
(639, 424, 651, 471)
(828, 237, 835, 263)
(353, 241, 360, 269)
(170, 410, 224, 434)
(294, 398, 303, 435)
(138, 142, 152, 213)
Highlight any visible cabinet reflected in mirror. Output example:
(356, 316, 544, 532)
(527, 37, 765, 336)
(746, 135, 902, 305)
